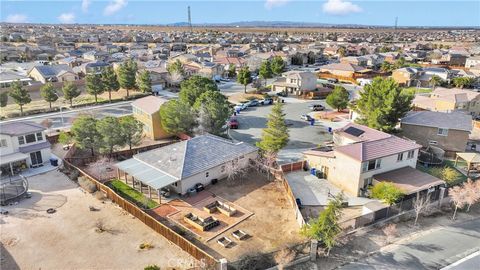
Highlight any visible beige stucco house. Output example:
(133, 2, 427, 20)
(271, 71, 317, 95)
(413, 87, 480, 117)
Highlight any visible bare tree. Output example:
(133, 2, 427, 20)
(449, 186, 467, 220)
(224, 158, 246, 181)
(382, 223, 397, 244)
(168, 71, 184, 88)
(274, 246, 297, 270)
(89, 157, 110, 181)
(463, 179, 480, 212)
(251, 151, 278, 180)
(413, 192, 431, 226)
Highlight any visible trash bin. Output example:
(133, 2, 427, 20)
(49, 158, 58, 167)
(309, 118, 315, 126)
(310, 168, 316, 176)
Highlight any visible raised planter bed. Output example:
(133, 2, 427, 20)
(217, 236, 233, 248)
(203, 200, 237, 217)
(184, 213, 220, 231)
(232, 229, 248, 240)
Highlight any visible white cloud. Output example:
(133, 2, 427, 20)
(104, 0, 127, 16)
(323, 0, 362, 15)
(264, 0, 289, 10)
(58, 12, 76, 24)
(81, 0, 91, 13)
(5, 14, 28, 23)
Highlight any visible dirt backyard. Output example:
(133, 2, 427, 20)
(0, 170, 195, 270)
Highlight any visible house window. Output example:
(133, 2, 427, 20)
(437, 128, 448, 136)
(0, 139, 7, 147)
(363, 177, 373, 189)
(18, 136, 25, 145)
(25, 134, 36, 144)
(205, 172, 209, 178)
(397, 153, 404, 162)
(407, 150, 415, 159)
(362, 159, 381, 172)
(36, 132, 43, 141)
(221, 165, 225, 173)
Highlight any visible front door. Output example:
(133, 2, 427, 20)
(30, 151, 43, 167)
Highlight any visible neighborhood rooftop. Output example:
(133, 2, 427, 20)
(0, 121, 45, 136)
(401, 111, 472, 132)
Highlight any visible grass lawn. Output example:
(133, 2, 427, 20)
(107, 179, 159, 209)
(417, 159, 468, 187)
(402, 87, 432, 96)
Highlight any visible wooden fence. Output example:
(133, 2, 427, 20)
(278, 161, 306, 227)
(62, 159, 219, 266)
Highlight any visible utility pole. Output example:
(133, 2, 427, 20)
(188, 6, 192, 32)
(394, 16, 398, 31)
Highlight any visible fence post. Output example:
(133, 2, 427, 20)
(438, 187, 446, 207)
(310, 240, 318, 261)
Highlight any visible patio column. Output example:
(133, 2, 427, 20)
(9, 162, 13, 175)
(124, 171, 128, 184)
(157, 189, 161, 204)
(139, 181, 142, 193)
(116, 168, 120, 179)
(132, 176, 135, 188)
(454, 155, 459, 166)
(148, 186, 152, 199)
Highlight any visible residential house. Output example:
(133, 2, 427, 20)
(146, 67, 169, 88)
(303, 123, 428, 196)
(0, 122, 51, 176)
(413, 87, 480, 116)
(319, 62, 371, 78)
(392, 67, 452, 87)
(271, 71, 317, 95)
(28, 64, 78, 83)
(115, 134, 258, 196)
(0, 70, 33, 89)
(432, 53, 467, 66)
(131, 96, 171, 140)
(400, 111, 472, 155)
(465, 56, 480, 68)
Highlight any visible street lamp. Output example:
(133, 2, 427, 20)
(54, 92, 65, 125)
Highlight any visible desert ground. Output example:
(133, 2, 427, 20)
(0, 170, 195, 270)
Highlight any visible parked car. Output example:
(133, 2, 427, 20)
(246, 99, 259, 107)
(276, 91, 287, 97)
(234, 102, 249, 111)
(228, 117, 239, 129)
(194, 183, 205, 192)
(308, 104, 325, 111)
(327, 78, 338, 83)
(259, 98, 273, 105)
(301, 114, 313, 121)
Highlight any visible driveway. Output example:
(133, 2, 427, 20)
(229, 99, 335, 164)
(338, 218, 480, 270)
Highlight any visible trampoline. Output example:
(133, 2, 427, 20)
(0, 175, 29, 206)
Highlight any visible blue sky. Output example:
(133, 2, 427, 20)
(1, 0, 479, 27)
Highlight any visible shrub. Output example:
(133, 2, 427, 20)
(274, 246, 297, 270)
(442, 167, 462, 185)
(370, 182, 405, 205)
(94, 191, 106, 201)
(139, 242, 154, 250)
(78, 176, 97, 193)
(144, 265, 160, 270)
(382, 223, 397, 244)
(68, 170, 80, 181)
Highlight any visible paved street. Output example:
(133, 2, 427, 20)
(338, 218, 480, 270)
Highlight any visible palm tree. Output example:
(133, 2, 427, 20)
(429, 75, 443, 89)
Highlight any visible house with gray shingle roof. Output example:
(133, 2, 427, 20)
(116, 134, 257, 196)
(27, 64, 78, 83)
(303, 123, 444, 197)
(400, 111, 472, 155)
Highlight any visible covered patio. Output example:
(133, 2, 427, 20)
(454, 152, 480, 178)
(0, 153, 29, 178)
(115, 158, 179, 204)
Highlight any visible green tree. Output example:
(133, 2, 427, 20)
(40, 82, 58, 110)
(452, 77, 474, 89)
(179, 75, 219, 106)
(101, 66, 120, 102)
(0, 91, 8, 107)
(166, 59, 185, 76)
(307, 51, 317, 65)
(97, 116, 125, 156)
(360, 47, 368, 56)
(380, 61, 393, 72)
(430, 166, 462, 186)
(271, 56, 285, 75)
(259, 60, 273, 86)
(62, 81, 81, 106)
(193, 90, 231, 135)
(394, 57, 406, 69)
(256, 102, 289, 153)
(159, 100, 196, 135)
(120, 115, 144, 150)
(369, 182, 405, 205)
(9, 80, 31, 115)
(337, 47, 346, 57)
(85, 73, 104, 104)
(118, 59, 138, 97)
(228, 64, 236, 78)
(71, 116, 101, 156)
(136, 70, 152, 93)
(237, 66, 252, 93)
(301, 193, 344, 256)
(353, 77, 413, 133)
(326, 86, 350, 112)
(429, 75, 444, 89)
(58, 131, 72, 145)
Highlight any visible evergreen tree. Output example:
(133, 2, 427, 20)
(166, 59, 185, 76)
(40, 82, 58, 109)
(256, 102, 289, 153)
(271, 56, 285, 75)
(326, 86, 350, 112)
(136, 70, 152, 93)
(228, 64, 236, 78)
(62, 81, 81, 106)
(259, 60, 273, 86)
(301, 193, 344, 256)
(193, 90, 231, 135)
(179, 75, 218, 106)
(337, 47, 346, 57)
(452, 77, 474, 89)
(237, 66, 252, 93)
(429, 75, 443, 89)
(118, 59, 138, 97)
(120, 115, 144, 150)
(101, 66, 120, 102)
(85, 73, 104, 104)
(9, 80, 31, 115)
(159, 100, 196, 135)
(97, 116, 125, 156)
(353, 77, 413, 133)
(71, 116, 101, 157)
(0, 91, 8, 107)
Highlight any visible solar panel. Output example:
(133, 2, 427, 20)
(344, 127, 365, 137)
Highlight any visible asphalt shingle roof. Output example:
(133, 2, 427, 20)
(401, 111, 472, 132)
(0, 121, 45, 136)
